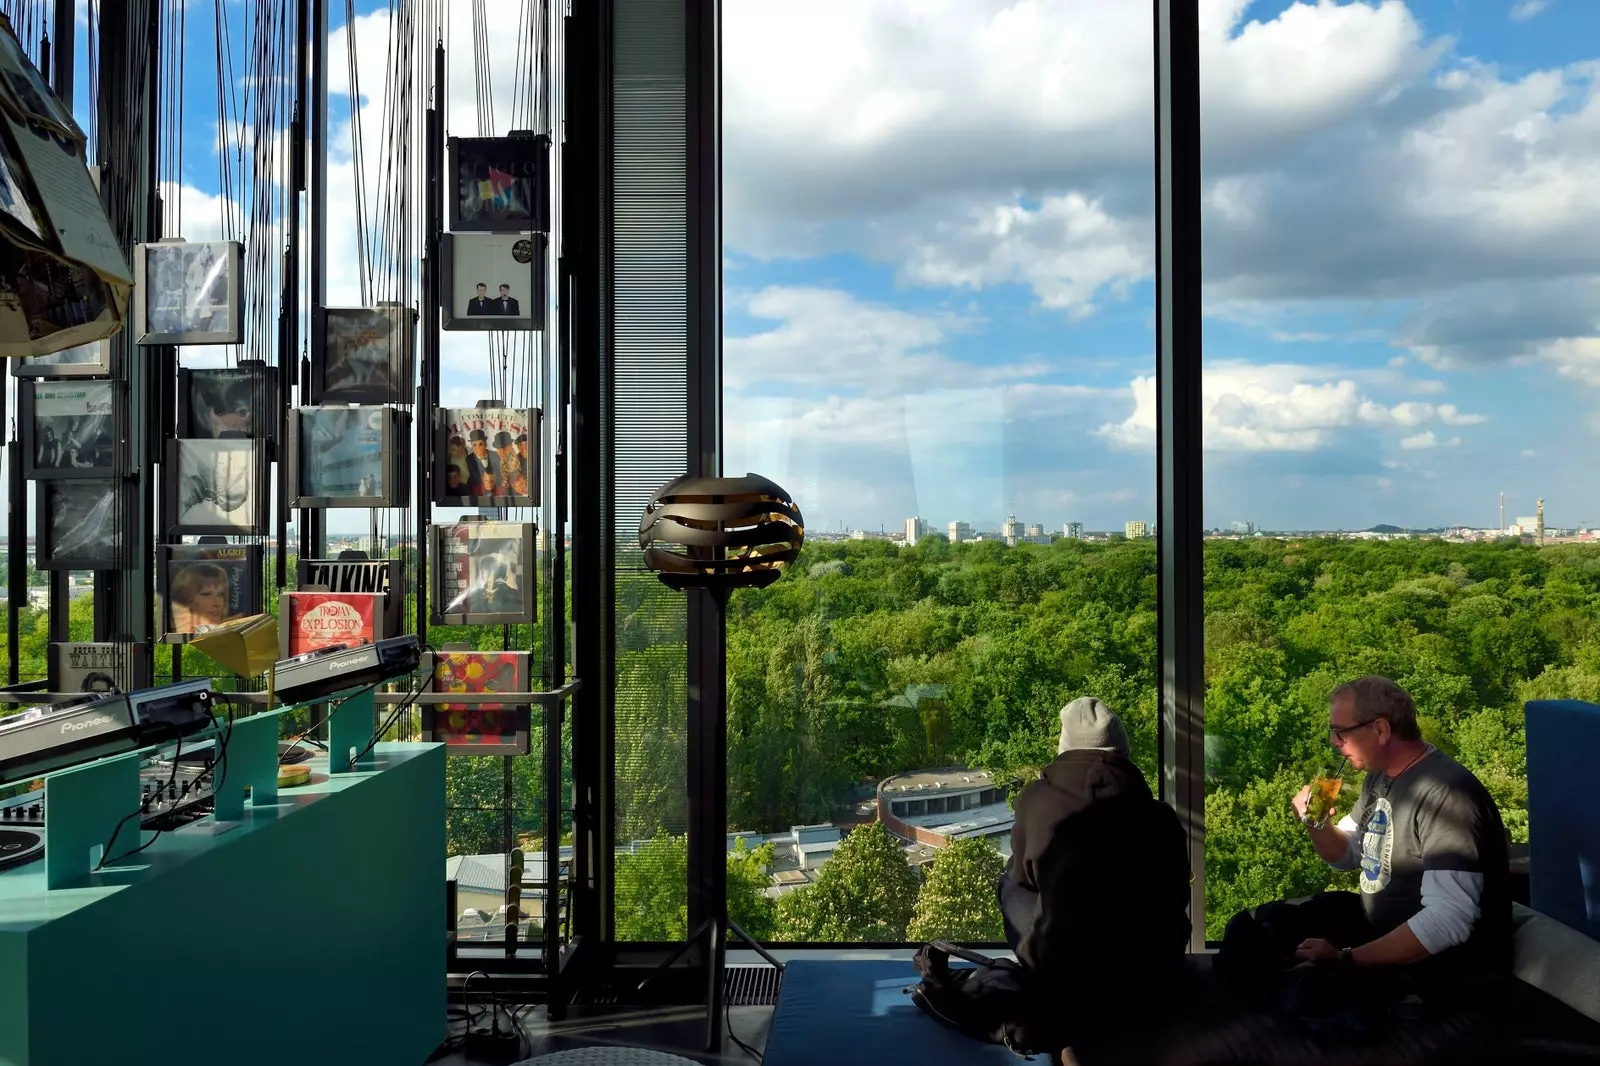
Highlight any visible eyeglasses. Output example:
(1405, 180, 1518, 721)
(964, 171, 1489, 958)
(1329, 719, 1378, 745)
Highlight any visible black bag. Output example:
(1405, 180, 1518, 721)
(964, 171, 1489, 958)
(906, 941, 1048, 1059)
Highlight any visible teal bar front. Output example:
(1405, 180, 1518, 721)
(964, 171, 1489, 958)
(0, 742, 445, 1066)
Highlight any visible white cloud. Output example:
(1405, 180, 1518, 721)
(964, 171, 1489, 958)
(1522, 448, 1539, 457)
(1095, 360, 1485, 452)
(1510, 1, 1549, 21)
(1401, 431, 1438, 450)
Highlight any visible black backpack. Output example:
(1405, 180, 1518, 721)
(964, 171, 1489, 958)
(906, 941, 1050, 1059)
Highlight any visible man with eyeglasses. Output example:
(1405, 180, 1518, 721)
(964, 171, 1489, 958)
(1216, 675, 1512, 1019)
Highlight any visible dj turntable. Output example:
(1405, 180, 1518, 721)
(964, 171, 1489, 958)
(0, 826, 43, 872)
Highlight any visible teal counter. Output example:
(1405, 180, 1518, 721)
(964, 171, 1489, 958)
(0, 741, 445, 1066)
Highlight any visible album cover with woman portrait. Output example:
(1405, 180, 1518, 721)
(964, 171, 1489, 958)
(287, 405, 411, 508)
(430, 521, 536, 626)
(9, 337, 111, 378)
(311, 305, 417, 404)
(156, 543, 265, 643)
(164, 438, 267, 536)
(434, 406, 540, 507)
(36, 477, 133, 570)
(448, 135, 549, 233)
(177, 362, 279, 444)
(21, 379, 119, 479)
(133, 240, 243, 345)
(439, 231, 546, 332)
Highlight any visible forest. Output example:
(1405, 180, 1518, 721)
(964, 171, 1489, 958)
(6, 534, 1598, 945)
(615, 534, 1600, 943)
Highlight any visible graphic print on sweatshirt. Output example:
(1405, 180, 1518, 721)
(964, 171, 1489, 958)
(1359, 796, 1395, 894)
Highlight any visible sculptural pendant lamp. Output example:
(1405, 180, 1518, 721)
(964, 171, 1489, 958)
(636, 472, 803, 1050)
(637, 472, 805, 596)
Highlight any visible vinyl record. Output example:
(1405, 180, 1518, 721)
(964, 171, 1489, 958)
(0, 826, 43, 871)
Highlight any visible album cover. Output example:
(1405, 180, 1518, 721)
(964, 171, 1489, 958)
(133, 240, 243, 345)
(288, 405, 411, 508)
(439, 231, 546, 332)
(0, 237, 121, 355)
(312, 305, 417, 403)
(165, 438, 267, 536)
(435, 407, 540, 507)
(448, 135, 550, 233)
(156, 543, 265, 643)
(9, 337, 111, 378)
(36, 477, 132, 570)
(280, 590, 385, 659)
(21, 379, 118, 479)
(177, 363, 279, 442)
(430, 521, 536, 626)
(297, 557, 405, 637)
(421, 650, 532, 756)
(49, 641, 151, 696)
(0, 19, 82, 140)
(0, 114, 43, 243)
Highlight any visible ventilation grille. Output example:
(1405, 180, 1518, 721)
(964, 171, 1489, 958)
(724, 965, 784, 1006)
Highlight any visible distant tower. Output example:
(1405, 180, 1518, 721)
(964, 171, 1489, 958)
(1537, 498, 1545, 547)
(1499, 491, 1505, 533)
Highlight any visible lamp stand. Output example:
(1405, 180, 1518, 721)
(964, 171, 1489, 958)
(637, 585, 784, 1051)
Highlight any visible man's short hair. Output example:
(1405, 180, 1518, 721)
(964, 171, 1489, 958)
(499, 284, 510, 293)
(475, 283, 486, 290)
(1331, 675, 1421, 741)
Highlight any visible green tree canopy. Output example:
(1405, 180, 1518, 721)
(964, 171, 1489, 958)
(776, 822, 922, 942)
(906, 837, 1005, 943)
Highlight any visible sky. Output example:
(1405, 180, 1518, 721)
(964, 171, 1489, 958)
(42, 0, 1600, 537)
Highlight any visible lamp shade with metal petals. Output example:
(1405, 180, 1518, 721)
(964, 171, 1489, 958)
(638, 473, 805, 592)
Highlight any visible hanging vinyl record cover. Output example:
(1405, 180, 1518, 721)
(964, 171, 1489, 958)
(49, 641, 151, 696)
(297, 556, 405, 638)
(421, 650, 532, 756)
(448, 135, 550, 233)
(439, 231, 546, 331)
(36, 477, 132, 570)
(165, 438, 267, 536)
(279, 590, 385, 659)
(177, 362, 279, 442)
(20, 378, 118, 478)
(311, 304, 417, 404)
(157, 543, 265, 643)
(133, 240, 243, 345)
(287, 405, 411, 508)
(430, 521, 536, 626)
(8, 336, 110, 378)
(434, 406, 540, 507)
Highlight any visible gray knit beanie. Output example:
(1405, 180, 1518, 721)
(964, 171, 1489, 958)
(1058, 696, 1129, 757)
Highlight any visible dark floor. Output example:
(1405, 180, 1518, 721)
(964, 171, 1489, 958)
(429, 1002, 774, 1065)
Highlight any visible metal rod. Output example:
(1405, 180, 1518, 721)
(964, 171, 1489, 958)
(50, 0, 73, 101)
(302, 0, 328, 562)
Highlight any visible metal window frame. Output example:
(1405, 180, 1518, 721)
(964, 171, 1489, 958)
(1154, 0, 1206, 952)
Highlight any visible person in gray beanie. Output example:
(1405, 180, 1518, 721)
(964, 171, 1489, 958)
(996, 696, 1191, 1040)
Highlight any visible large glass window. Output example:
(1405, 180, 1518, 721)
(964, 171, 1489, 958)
(1199, 1, 1600, 939)
(721, 1, 1158, 943)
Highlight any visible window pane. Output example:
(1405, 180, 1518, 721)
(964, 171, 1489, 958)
(724, 1, 1157, 944)
(1197, 3, 1593, 940)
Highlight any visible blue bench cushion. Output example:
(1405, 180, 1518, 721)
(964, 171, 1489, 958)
(763, 959, 1016, 1066)
(1525, 700, 1600, 940)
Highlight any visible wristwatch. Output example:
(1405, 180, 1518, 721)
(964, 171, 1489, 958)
(1339, 946, 1354, 965)
(1301, 812, 1324, 828)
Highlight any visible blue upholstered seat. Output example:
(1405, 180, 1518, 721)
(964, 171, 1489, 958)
(1525, 700, 1600, 940)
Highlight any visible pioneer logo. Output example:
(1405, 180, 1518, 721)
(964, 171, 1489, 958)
(60, 714, 114, 734)
(328, 656, 369, 670)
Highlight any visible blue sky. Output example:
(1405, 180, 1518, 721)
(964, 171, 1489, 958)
(43, 0, 1600, 538)
(718, 0, 1600, 534)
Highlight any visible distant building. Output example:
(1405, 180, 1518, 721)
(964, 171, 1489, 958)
(948, 520, 972, 543)
(1064, 522, 1084, 540)
(878, 767, 1013, 856)
(1125, 520, 1148, 540)
(1025, 523, 1043, 538)
(904, 516, 928, 545)
(1002, 512, 1022, 547)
